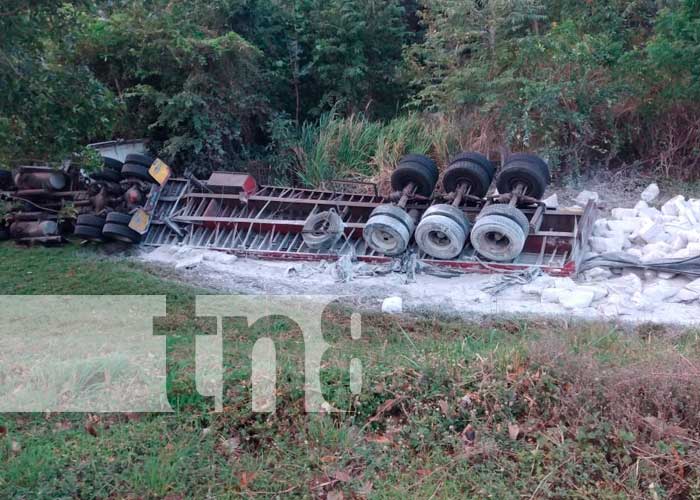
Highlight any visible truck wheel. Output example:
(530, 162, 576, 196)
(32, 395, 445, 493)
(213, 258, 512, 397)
(450, 152, 495, 177)
(73, 224, 103, 241)
(76, 214, 106, 228)
(506, 153, 550, 182)
(106, 212, 133, 225)
(102, 157, 124, 171)
(478, 204, 530, 237)
(391, 155, 438, 197)
(442, 160, 493, 198)
(124, 153, 155, 168)
(470, 214, 526, 262)
(91, 169, 122, 183)
(363, 214, 412, 256)
(415, 215, 468, 260)
(102, 223, 141, 244)
(496, 160, 549, 200)
(121, 163, 154, 182)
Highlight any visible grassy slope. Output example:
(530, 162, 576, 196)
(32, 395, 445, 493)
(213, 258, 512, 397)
(0, 244, 699, 499)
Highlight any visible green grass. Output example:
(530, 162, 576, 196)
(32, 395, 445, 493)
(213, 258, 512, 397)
(1, 243, 700, 498)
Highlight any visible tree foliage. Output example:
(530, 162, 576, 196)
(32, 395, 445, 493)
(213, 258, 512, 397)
(2, 0, 700, 179)
(0, 1, 116, 164)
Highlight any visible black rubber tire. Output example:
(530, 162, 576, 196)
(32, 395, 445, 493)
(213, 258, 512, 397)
(391, 160, 437, 197)
(399, 154, 439, 183)
(496, 160, 549, 200)
(91, 168, 122, 183)
(106, 212, 133, 225)
(505, 153, 550, 182)
(478, 204, 530, 237)
(121, 162, 154, 182)
(76, 214, 106, 228)
(0, 169, 12, 189)
(102, 157, 124, 171)
(102, 222, 141, 244)
(73, 224, 103, 241)
(450, 152, 495, 178)
(124, 153, 155, 168)
(442, 161, 492, 198)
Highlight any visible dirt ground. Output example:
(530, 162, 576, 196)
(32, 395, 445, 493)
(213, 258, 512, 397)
(552, 166, 700, 212)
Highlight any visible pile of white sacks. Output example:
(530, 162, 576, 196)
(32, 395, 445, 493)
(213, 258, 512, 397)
(522, 183, 700, 313)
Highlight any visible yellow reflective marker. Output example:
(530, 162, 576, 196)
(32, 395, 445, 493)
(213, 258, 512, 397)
(128, 209, 151, 235)
(149, 158, 171, 186)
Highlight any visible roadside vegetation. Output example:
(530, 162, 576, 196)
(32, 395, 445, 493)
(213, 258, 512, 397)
(2, 1, 700, 184)
(1, 243, 700, 498)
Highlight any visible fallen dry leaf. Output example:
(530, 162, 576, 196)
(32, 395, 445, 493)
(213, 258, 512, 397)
(355, 480, 373, 498)
(54, 421, 72, 432)
(320, 455, 338, 463)
(365, 434, 392, 444)
(508, 423, 521, 441)
(368, 397, 404, 423)
(438, 399, 449, 416)
(461, 424, 476, 445)
(84, 422, 98, 437)
(327, 490, 344, 500)
(239, 471, 256, 489)
(10, 441, 21, 454)
(218, 436, 241, 458)
(334, 470, 351, 482)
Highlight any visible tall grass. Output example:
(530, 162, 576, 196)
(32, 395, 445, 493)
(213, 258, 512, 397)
(292, 110, 473, 189)
(295, 110, 382, 187)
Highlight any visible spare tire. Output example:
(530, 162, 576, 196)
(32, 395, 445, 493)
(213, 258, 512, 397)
(124, 153, 155, 168)
(302, 211, 345, 250)
(102, 222, 141, 244)
(106, 212, 133, 225)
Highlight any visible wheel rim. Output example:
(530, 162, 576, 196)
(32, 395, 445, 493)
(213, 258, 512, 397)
(415, 213, 466, 259)
(363, 214, 411, 256)
(471, 214, 526, 262)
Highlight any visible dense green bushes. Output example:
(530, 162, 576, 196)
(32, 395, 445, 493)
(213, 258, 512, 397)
(1, 0, 699, 182)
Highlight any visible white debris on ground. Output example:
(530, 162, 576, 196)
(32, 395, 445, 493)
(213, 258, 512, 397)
(542, 194, 559, 209)
(381, 296, 403, 314)
(587, 184, 700, 263)
(134, 183, 700, 327)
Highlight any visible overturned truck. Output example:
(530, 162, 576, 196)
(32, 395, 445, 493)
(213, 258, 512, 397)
(0, 152, 596, 277)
